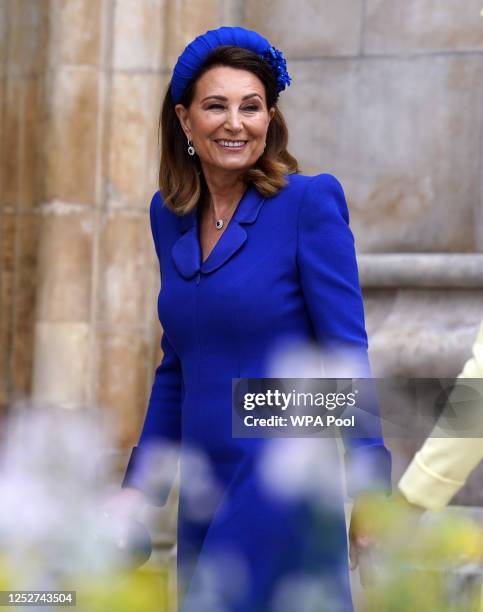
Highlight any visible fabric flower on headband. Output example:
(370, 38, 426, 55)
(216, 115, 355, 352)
(259, 45, 292, 93)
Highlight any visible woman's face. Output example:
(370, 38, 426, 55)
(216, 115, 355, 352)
(175, 66, 275, 177)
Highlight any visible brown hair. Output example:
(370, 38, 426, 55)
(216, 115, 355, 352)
(158, 45, 300, 215)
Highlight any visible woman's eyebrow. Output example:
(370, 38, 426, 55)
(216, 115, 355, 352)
(201, 93, 263, 102)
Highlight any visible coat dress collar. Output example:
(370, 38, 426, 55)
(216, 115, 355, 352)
(171, 183, 266, 279)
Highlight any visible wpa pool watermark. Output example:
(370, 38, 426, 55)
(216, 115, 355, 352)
(232, 378, 483, 438)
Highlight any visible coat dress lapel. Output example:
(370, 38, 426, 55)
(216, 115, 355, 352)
(171, 183, 265, 279)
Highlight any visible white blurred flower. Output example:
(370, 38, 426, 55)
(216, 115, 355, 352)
(0, 400, 132, 585)
(257, 437, 343, 512)
(267, 338, 325, 378)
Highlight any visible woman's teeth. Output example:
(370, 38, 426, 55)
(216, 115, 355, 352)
(216, 140, 247, 149)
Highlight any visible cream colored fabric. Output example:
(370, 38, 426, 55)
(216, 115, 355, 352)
(398, 321, 483, 511)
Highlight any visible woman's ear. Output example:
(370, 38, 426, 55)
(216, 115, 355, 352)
(174, 104, 191, 139)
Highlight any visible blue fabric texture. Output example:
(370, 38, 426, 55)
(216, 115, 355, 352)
(170, 26, 291, 104)
(121, 172, 392, 611)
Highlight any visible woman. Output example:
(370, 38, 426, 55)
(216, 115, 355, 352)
(119, 26, 391, 612)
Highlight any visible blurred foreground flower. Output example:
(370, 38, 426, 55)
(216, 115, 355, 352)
(0, 400, 173, 611)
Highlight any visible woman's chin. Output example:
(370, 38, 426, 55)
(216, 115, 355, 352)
(211, 159, 253, 172)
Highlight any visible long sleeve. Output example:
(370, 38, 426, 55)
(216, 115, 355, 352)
(121, 193, 183, 506)
(398, 321, 483, 510)
(297, 173, 392, 497)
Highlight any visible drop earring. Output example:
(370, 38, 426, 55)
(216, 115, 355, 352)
(187, 139, 195, 156)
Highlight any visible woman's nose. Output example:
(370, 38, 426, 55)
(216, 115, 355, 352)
(224, 110, 243, 131)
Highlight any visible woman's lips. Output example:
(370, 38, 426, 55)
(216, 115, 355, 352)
(215, 140, 248, 151)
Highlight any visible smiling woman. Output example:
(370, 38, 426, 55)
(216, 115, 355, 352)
(176, 66, 273, 176)
(119, 26, 392, 612)
(158, 42, 298, 218)
(174, 64, 281, 259)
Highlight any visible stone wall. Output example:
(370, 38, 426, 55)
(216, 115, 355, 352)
(0, 1, 482, 516)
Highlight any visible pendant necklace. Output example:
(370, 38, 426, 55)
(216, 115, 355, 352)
(211, 204, 235, 231)
(209, 189, 245, 230)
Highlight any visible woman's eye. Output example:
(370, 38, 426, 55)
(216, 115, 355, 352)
(206, 104, 259, 111)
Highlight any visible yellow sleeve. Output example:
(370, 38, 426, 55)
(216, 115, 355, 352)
(398, 321, 483, 511)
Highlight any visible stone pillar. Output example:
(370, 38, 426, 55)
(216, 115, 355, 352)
(31, 0, 105, 410)
(29, 0, 171, 443)
(95, 0, 167, 449)
(0, 0, 47, 410)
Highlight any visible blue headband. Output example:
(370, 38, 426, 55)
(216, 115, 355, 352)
(170, 26, 291, 104)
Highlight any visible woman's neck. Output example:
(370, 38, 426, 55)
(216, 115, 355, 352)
(201, 169, 247, 217)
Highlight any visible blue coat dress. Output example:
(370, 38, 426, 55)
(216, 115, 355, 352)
(122, 172, 392, 612)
